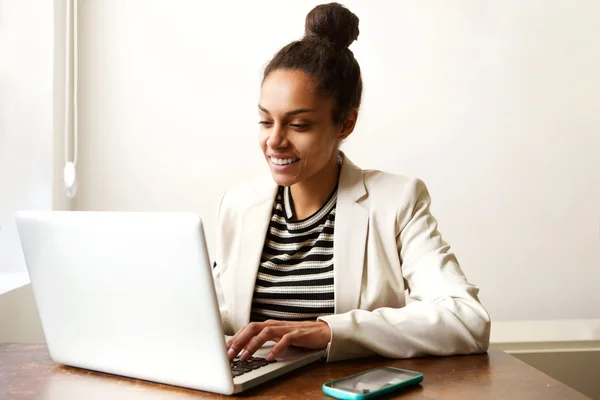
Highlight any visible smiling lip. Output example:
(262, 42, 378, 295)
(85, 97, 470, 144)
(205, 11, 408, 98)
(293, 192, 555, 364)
(268, 155, 300, 169)
(269, 155, 300, 162)
(268, 154, 298, 159)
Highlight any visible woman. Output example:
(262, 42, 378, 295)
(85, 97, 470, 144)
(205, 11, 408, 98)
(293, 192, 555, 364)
(213, 2, 490, 363)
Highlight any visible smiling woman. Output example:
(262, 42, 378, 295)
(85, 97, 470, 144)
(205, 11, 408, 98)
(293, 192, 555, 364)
(257, 70, 353, 211)
(212, 2, 491, 363)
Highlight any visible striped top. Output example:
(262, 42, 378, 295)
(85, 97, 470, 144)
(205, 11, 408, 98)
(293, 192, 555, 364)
(250, 185, 337, 322)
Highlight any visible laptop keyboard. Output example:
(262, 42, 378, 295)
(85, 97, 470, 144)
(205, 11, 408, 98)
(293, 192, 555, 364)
(230, 356, 277, 377)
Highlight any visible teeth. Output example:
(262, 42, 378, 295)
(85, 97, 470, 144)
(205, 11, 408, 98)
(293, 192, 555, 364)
(271, 157, 298, 165)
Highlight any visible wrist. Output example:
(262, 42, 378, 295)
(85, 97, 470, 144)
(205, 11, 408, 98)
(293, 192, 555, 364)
(317, 318, 333, 346)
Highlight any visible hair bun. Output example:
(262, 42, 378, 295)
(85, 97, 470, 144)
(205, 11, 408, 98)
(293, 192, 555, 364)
(304, 2, 359, 49)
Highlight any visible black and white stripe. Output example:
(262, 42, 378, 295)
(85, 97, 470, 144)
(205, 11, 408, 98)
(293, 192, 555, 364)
(251, 185, 336, 322)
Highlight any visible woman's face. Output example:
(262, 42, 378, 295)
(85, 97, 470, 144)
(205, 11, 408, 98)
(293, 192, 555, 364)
(258, 69, 348, 188)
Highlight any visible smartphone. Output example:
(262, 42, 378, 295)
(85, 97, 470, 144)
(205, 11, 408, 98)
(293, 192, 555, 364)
(322, 366, 423, 399)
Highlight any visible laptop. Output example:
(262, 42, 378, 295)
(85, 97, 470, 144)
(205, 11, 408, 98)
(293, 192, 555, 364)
(15, 211, 325, 395)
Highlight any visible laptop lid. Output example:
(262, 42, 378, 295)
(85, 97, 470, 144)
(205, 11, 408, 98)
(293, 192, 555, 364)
(15, 211, 235, 394)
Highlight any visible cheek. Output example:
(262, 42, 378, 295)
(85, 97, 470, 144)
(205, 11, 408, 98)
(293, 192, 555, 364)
(307, 131, 337, 156)
(295, 135, 335, 171)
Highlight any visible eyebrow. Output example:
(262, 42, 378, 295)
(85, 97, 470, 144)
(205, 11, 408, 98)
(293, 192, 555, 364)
(258, 105, 316, 116)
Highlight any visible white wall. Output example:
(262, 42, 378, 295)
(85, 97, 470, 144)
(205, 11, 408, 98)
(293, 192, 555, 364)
(0, 0, 55, 282)
(72, 0, 599, 331)
(0, 0, 74, 342)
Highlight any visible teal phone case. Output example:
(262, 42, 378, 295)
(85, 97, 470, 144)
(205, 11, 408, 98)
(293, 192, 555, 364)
(322, 367, 423, 400)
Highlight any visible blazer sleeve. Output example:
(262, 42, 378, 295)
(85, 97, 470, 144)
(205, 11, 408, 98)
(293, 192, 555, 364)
(318, 179, 491, 362)
(212, 192, 235, 335)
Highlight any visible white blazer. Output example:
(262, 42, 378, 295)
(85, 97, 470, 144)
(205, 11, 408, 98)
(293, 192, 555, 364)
(213, 153, 491, 362)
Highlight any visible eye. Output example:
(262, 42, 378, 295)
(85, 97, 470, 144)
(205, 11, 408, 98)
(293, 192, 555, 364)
(289, 123, 310, 130)
(258, 121, 273, 127)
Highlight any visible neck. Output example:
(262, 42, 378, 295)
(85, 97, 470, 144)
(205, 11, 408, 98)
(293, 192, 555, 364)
(290, 153, 340, 221)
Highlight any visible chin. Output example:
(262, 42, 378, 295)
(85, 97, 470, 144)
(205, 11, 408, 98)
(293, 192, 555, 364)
(270, 172, 299, 187)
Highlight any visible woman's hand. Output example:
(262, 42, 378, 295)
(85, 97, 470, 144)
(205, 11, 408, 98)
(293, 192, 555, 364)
(226, 320, 331, 361)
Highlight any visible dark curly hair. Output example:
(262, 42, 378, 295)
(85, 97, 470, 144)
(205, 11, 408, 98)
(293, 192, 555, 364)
(263, 3, 363, 126)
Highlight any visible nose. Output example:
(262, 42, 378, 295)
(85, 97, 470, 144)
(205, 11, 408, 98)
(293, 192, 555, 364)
(266, 123, 288, 149)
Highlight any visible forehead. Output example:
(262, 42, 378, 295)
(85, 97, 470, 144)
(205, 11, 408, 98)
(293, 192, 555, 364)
(260, 69, 332, 114)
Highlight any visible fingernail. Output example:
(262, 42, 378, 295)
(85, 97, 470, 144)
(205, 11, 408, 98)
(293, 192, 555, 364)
(265, 353, 274, 361)
(240, 350, 249, 360)
(227, 348, 236, 358)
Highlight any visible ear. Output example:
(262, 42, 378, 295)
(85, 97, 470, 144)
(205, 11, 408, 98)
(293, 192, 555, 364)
(337, 108, 358, 140)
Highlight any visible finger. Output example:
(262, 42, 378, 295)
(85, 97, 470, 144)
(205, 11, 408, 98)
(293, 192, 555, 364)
(227, 322, 263, 359)
(239, 326, 285, 360)
(226, 333, 239, 350)
(226, 327, 246, 351)
(227, 326, 253, 358)
(239, 332, 268, 360)
(265, 331, 299, 361)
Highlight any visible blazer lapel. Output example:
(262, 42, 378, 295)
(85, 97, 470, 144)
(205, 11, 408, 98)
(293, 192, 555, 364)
(232, 184, 278, 331)
(334, 154, 369, 314)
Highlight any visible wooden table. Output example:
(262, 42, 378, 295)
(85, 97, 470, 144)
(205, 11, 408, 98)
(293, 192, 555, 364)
(0, 343, 589, 399)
